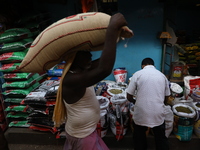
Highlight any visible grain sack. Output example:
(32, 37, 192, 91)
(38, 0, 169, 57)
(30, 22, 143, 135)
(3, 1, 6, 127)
(184, 75, 200, 101)
(172, 103, 196, 141)
(164, 105, 174, 137)
(109, 95, 129, 141)
(96, 96, 110, 138)
(16, 12, 132, 73)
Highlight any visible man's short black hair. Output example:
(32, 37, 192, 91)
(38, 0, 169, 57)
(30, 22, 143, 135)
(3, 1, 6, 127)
(141, 58, 154, 66)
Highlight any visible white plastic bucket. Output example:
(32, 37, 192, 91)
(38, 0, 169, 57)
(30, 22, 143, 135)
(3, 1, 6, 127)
(113, 68, 127, 83)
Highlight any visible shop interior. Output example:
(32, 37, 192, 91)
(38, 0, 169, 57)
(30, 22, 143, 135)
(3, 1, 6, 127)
(0, 0, 200, 150)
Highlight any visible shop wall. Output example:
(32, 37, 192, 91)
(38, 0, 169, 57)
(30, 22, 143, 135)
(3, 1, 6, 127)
(117, 0, 164, 81)
(92, 0, 164, 81)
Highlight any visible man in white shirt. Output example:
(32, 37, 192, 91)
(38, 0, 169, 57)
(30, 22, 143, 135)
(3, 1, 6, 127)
(126, 58, 170, 150)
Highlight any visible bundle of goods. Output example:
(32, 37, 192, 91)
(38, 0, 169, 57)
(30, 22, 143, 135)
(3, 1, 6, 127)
(169, 82, 183, 105)
(178, 44, 199, 65)
(4, 105, 33, 123)
(23, 80, 60, 133)
(94, 81, 108, 96)
(94, 80, 127, 97)
(0, 11, 51, 129)
(172, 103, 196, 141)
(169, 82, 195, 108)
(109, 95, 130, 141)
(46, 61, 65, 81)
(0, 27, 45, 127)
(184, 75, 200, 102)
(1, 72, 46, 125)
(16, 12, 132, 73)
(96, 96, 110, 138)
(107, 82, 127, 91)
(164, 105, 174, 137)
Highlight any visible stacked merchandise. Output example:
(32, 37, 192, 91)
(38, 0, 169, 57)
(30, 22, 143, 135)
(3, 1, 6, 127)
(94, 80, 130, 141)
(0, 9, 52, 129)
(172, 103, 196, 141)
(177, 43, 200, 75)
(183, 76, 200, 140)
(25, 61, 66, 135)
(96, 96, 110, 138)
(46, 63, 66, 138)
(0, 28, 47, 128)
(46, 62, 65, 81)
(24, 63, 64, 137)
(167, 80, 198, 141)
(22, 80, 60, 133)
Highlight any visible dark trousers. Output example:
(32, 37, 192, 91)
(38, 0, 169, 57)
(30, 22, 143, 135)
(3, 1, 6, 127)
(0, 128, 9, 150)
(133, 121, 169, 150)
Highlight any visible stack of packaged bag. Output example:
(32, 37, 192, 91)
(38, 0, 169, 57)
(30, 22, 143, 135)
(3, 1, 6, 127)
(0, 28, 46, 128)
(0, 10, 52, 129)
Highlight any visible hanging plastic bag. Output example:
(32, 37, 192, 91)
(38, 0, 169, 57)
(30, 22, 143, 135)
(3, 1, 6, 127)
(164, 105, 174, 137)
(184, 75, 200, 101)
(109, 95, 129, 141)
(96, 96, 110, 138)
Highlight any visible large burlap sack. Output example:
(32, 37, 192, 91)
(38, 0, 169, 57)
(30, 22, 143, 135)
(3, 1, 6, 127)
(16, 12, 132, 73)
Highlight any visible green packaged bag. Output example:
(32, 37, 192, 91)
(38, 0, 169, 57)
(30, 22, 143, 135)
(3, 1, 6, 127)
(0, 51, 26, 63)
(5, 105, 32, 112)
(2, 73, 41, 88)
(2, 73, 34, 80)
(0, 28, 32, 43)
(0, 63, 21, 72)
(2, 82, 40, 96)
(0, 38, 33, 53)
(4, 98, 24, 104)
(9, 121, 30, 127)
(6, 112, 30, 118)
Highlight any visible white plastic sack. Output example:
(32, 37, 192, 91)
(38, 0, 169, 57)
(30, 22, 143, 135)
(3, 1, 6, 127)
(96, 96, 110, 138)
(172, 103, 196, 118)
(109, 95, 130, 141)
(184, 75, 200, 100)
(164, 105, 174, 137)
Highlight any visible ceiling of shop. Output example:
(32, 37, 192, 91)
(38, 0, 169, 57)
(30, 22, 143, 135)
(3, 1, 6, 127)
(165, 0, 200, 6)
(163, 0, 200, 10)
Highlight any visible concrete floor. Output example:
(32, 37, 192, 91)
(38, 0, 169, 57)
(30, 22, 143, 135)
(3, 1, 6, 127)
(6, 127, 200, 150)
(8, 144, 64, 150)
(8, 144, 134, 150)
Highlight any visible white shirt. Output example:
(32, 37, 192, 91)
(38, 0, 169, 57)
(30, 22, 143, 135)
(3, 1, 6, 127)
(64, 86, 100, 138)
(126, 65, 170, 128)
